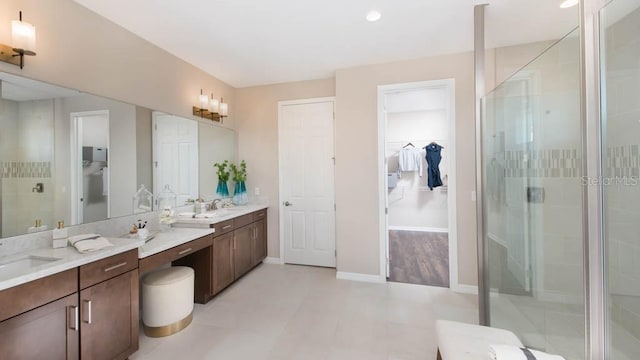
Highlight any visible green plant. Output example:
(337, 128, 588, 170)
(230, 160, 247, 182)
(213, 160, 230, 182)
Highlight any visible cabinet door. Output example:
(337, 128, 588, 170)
(252, 218, 267, 266)
(0, 293, 79, 360)
(80, 269, 139, 360)
(213, 232, 235, 295)
(234, 224, 254, 278)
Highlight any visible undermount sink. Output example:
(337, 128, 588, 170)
(212, 207, 245, 215)
(0, 255, 61, 278)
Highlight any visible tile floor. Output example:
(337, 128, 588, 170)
(131, 264, 478, 360)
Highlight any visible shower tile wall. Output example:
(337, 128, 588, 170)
(603, 4, 640, 357)
(0, 99, 55, 238)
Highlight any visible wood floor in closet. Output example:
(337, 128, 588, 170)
(388, 230, 449, 288)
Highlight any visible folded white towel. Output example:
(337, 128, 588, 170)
(489, 345, 566, 360)
(69, 234, 114, 253)
(178, 212, 195, 217)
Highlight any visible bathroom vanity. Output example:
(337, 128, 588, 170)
(0, 239, 141, 360)
(0, 205, 268, 360)
(140, 205, 268, 303)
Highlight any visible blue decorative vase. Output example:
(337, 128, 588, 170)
(233, 181, 248, 205)
(216, 181, 229, 198)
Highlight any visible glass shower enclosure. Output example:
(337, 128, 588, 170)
(480, 1, 640, 358)
(482, 29, 585, 359)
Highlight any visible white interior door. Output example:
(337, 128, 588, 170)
(279, 98, 336, 267)
(152, 112, 198, 205)
(71, 110, 110, 225)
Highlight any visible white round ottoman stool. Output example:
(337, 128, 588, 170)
(142, 266, 194, 337)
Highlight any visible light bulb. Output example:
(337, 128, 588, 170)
(366, 10, 382, 22)
(560, 0, 578, 8)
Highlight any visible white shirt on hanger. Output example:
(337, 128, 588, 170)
(398, 147, 423, 177)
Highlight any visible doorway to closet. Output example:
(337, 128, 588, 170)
(378, 79, 456, 288)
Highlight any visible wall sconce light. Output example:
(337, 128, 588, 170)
(192, 89, 228, 123)
(0, 11, 37, 69)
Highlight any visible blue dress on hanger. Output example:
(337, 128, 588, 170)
(424, 143, 443, 190)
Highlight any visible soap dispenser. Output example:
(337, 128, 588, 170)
(52, 221, 68, 248)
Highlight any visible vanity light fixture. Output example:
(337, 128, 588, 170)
(193, 88, 211, 118)
(210, 93, 220, 114)
(192, 89, 228, 123)
(0, 11, 37, 69)
(220, 98, 228, 118)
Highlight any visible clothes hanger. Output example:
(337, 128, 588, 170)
(426, 141, 444, 149)
(402, 142, 415, 148)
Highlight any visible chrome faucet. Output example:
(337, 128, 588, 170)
(212, 199, 223, 210)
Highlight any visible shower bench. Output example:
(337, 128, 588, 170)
(435, 320, 523, 359)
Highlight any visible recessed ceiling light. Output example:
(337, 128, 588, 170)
(560, 0, 578, 8)
(366, 10, 382, 22)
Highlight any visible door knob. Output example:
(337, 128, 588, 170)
(284, 201, 292, 206)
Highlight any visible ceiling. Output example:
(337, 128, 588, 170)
(73, 0, 578, 88)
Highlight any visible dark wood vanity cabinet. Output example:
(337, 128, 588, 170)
(212, 232, 235, 295)
(233, 223, 254, 278)
(0, 269, 79, 360)
(78, 249, 139, 360)
(0, 249, 139, 360)
(211, 208, 268, 296)
(252, 217, 267, 267)
(0, 293, 79, 360)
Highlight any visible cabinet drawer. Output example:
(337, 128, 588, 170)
(253, 209, 267, 221)
(0, 269, 77, 322)
(79, 249, 138, 290)
(213, 220, 234, 237)
(234, 213, 254, 228)
(139, 235, 213, 274)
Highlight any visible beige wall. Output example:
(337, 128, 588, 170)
(335, 53, 478, 284)
(235, 47, 553, 286)
(235, 79, 336, 259)
(0, 0, 236, 130)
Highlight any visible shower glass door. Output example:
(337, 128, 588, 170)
(601, 1, 640, 358)
(482, 28, 585, 359)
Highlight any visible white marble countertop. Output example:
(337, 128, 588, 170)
(0, 204, 269, 292)
(0, 237, 143, 292)
(172, 204, 268, 227)
(138, 227, 216, 258)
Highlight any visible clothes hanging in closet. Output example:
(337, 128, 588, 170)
(398, 146, 423, 177)
(424, 143, 443, 190)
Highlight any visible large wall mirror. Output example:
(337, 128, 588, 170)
(0, 72, 236, 239)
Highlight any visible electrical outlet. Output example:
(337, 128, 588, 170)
(254, 187, 260, 195)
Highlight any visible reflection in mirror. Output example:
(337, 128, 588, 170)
(0, 72, 153, 238)
(152, 112, 199, 205)
(0, 71, 237, 240)
(198, 121, 236, 200)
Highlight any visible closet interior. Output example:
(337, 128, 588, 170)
(384, 84, 452, 287)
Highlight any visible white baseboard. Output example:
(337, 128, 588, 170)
(452, 284, 479, 295)
(388, 225, 448, 233)
(336, 271, 386, 283)
(263, 257, 283, 265)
